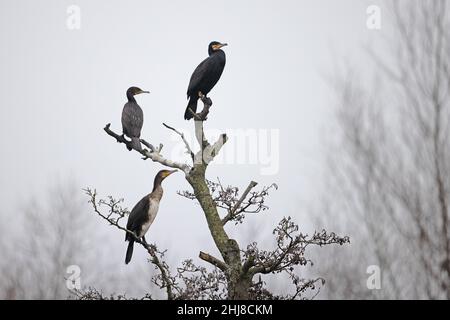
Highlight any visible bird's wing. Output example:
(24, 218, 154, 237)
(187, 57, 211, 97)
(121, 102, 144, 137)
(126, 195, 150, 236)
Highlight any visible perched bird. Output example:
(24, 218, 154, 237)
(121, 86, 149, 151)
(184, 41, 227, 120)
(125, 169, 177, 264)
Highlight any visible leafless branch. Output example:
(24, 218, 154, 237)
(162, 122, 194, 161)
(222, 181, 258, 225)
(73, 287, 153, 300)
(178, 180, 278, 225)
(104, 123, 191, 175)
(175, 260, 227, 300)
(83, 188, 232, 300)
(245, 217, 349, 276)
(84, 188, 176, 300)
(202, 133, 228, 165)
(198, 251, 228, 272)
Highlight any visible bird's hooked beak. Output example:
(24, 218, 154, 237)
(164, 169, 177, 177)
(213, 43, 228, 50)
(137, 89, 150, 95)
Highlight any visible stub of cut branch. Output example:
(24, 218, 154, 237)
(199, 251, 228, 272)
(104, 123, 191, 175)
(201, 133, 228, 165)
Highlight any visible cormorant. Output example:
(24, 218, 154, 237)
(122, 86, 149, 151)
(125, 169, 177, 264)
(184, 41, 227, 120)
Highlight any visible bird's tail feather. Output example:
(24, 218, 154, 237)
(184, 97, 198, 120)
(130, 137, 142, 151)
(125, 240, 134, 264)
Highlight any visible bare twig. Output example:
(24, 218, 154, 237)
(163, 122, 195, 161)
(179, 180, 278, 225)
(246, 217, 350, 276)
(84, 188, 176, 300)
(222, 181, 258, 225)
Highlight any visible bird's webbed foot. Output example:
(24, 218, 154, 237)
(122, 133, 133, 143)
(198, 92, 212, 106)
(204, 97, 212, 106)
(120, 133, 133, 150)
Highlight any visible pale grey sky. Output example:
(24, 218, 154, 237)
(0, 0, 387, 296)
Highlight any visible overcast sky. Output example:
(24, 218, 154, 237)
(0, 0, 387, 295)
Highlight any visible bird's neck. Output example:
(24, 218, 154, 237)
(127, 93, 136, 103)
(151, 184, 163, 201)
(152, 176, 164, 192)
(209, 49, 225, 57)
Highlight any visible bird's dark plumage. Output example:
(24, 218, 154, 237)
(185, 41, 227, 120)
(124, 169, 177, 264)
(122, 86, 149, 151)
(125, 195, 149, 264)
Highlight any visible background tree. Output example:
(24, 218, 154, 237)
(81, 95, 349, 300)
(0, 180, 98, 299)
(0, 179, 157, 300)
(314, 0, 450, 299)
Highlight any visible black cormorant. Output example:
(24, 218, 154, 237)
(122, 86, 149, 151)
(125, 169, 177, 264)
(184, 41, 227, 120)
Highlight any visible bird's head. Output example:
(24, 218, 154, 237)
(153, 169, 177, 189)
(208, 41, 228, 55)
(158, 169, 177, 180)
(126, 86, 150, 100)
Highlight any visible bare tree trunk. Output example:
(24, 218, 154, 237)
(186, 151, 250, 299)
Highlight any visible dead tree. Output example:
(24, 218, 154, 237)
(87, 94, 349, 300)
(315, 0, 450, 299)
